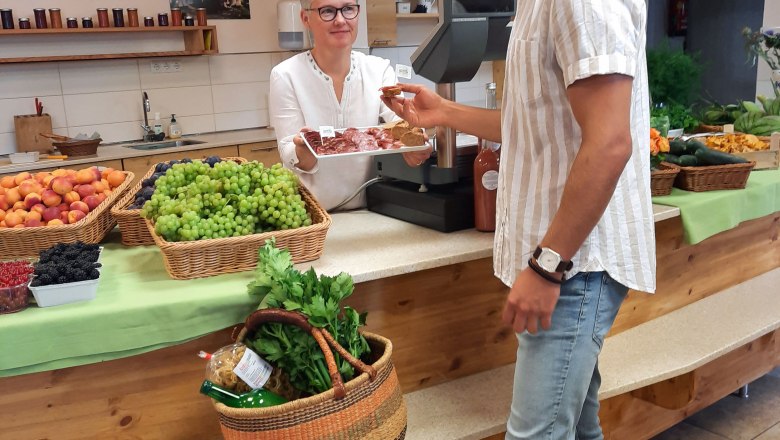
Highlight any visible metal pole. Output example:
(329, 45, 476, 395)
(435, 82, 456, 169)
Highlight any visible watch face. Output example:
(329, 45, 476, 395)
(538, 249, 561, 272)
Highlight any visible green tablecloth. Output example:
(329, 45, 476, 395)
(0, 231, 258, 378)
(652, 169, 780, 244)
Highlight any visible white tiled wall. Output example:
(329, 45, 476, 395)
(0, 54, 282, 155)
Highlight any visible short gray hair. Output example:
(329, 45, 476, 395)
(300, 0, 313, 9)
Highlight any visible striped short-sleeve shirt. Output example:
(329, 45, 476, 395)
(494, 0, 656, 293)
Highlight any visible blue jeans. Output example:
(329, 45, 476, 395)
(505, 272, 629, 440)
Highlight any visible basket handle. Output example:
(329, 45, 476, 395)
(243, 308, 377, 400)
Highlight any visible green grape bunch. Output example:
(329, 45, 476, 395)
(140, 160, 312, 242)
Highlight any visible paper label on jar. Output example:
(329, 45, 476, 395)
(482, 170, 499, 191)
(233, 349, 273, 389)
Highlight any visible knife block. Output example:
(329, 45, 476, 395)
(14, 114, 53, 153)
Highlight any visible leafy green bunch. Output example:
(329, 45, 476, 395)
(651, 103, 699, 132)
(246, 240, 370, 396)
(647, 43, 702, 108)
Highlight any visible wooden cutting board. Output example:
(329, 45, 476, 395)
(13, 114, 53, 153)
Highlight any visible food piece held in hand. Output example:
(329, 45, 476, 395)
(380, 85, 402, 98)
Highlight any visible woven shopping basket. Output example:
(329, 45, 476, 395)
(650, 162, 679, 196)
(111, 157, 247, 246)
(213, 309, 407, 440)
(0, 171, 134, 258)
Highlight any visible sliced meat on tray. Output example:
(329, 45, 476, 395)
(302, 127, 407, 156)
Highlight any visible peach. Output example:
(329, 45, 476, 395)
(63, 191, 80, 205)
(24, 217, 43, 228)
(92, 180, 107, 193)
(4, 212, 22, 227)
(59, 211, 69, 224)
(26, 211, 42, 222)
(42, 206, 61, 222)
(13, 224, 24, 228)
(100, 167, 116, 180)
(30, 204, 46, 216)
(51, 176, 73, 195)
(90, 167, 102, 182)
(12, 201, 26, 211)
(47, 219, 64, 226)
(51, 169, 69, 177)
(0, 176, 16, 189)
(17, 179, 42, 198)
(56, 203, 69, 213)
(13, 172, 31, 186)
(24, 193, 41, 210)
(75, 168, 96, 185)
(34, 172, 49, 184)
(69, 201, 89, 214)
(41, 189, 62, 207)
(5, 187, 21, 205)
(43, 174, 55, 188)
(0, 195, 8, 211)
(0, 186, 4, 196)
(0, 221, 5, 228)
(97, 193, 108, 203)
(82, 195, 102, 212)
(107, 170, 126, 188)
(15, 209, 28, 219)
(67, 209, 86, 224)
(0, 209, 5, 222)
(76, 183, 96, 199)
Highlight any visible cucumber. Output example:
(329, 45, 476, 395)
(678, 155, 699, 167)
(684, 139, 707, 155)
(664, 154, 681, 165)
(694, 148, 749, 166)
(669, 139, 687, 156)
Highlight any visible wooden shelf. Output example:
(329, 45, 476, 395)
(395, 13, 439, 19)
(0, 26, 218, 64)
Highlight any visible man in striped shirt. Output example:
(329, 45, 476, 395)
(382, 0, 655, 438)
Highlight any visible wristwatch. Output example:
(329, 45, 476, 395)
(532, 246, 573, 274)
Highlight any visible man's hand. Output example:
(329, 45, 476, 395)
(502, 268, 561, 334)
(380, 83, 446, 129)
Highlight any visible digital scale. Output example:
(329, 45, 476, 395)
(366, 0, 514, 232)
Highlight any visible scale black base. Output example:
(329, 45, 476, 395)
(366, 179, 475, 233)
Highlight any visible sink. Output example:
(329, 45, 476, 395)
(125, 139, 206, 151)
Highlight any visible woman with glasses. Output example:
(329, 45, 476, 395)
(269, 0, 430, 211)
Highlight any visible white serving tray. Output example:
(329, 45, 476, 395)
(301, 126, 429, 160)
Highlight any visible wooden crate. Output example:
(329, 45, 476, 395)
(732, 133, 780, 170)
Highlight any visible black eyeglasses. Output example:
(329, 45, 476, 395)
(306, 4, 360, 22)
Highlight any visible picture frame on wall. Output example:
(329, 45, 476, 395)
(170, 0, 251, 20)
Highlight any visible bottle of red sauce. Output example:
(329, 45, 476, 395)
(474, 82, 500, 232)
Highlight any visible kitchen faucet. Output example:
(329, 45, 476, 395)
(140, 91, 159, 142)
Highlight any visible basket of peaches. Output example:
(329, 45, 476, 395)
(0, 167, 134, 258)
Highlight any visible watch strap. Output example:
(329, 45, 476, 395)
(527, 258, 563, 285)
(533, 246, 573, 273)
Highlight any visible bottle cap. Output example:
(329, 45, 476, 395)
(171, 113, 177, 122)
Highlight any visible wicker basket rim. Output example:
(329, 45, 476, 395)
(675, 160, 756, 172)
(213, 331, 393, 418)
(651, 162, 680, 176)
(0, 171, 134, 234)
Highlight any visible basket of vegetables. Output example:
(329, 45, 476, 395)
(206, 241, 406, 440)
(665, 138, 755, 192)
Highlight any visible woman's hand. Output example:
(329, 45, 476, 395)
(293, 128, 318, 171)
(402, 145, 432, 167)
(380, 83, 447, 129)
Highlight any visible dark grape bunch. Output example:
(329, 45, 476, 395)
(140, 161, 312, 242)
(127, 157, 222, 210)
(30, 242, 102, 287)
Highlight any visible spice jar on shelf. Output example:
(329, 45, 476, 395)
(82, 17, 94, 28)
(1, 9, 13, 29)
(127, 8, 139, 27)
(158, 12, 169, 26)
(196, 8, 207, 26)
(171, 8, 182, 26)
(66, 17, 78, 28)
(144, 16, 154, 27)
(18, 18, 31, 29)
(96, 8, 109, 27)
(112, 8, 124, 27)
(184, 15, 195, 26)
(33, 8, 48, 29)
(49, 8, 62, 28)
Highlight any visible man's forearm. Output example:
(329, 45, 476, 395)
(440, 100, 502, 143)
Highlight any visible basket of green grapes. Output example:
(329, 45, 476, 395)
(140, 159, 331, 280)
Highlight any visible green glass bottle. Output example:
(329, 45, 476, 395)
(199, 380, 288, 408)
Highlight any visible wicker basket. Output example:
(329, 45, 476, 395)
(650, 162, 680, 196)
(0, 171, 134, 258)
(111, 157, 247, 246)
(145, 183, 331, 280)
(213, 309, 407, 440)
(674, 161, 755, 192)
(695, 124, 724, 133)
(53, 138, 101, 157)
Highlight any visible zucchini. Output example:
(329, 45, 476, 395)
(664, 153, 681, 165)
(684, 139, 707, 155)
(678, 155, 699, 167)
(694, 148, 749, 166)
(669, 139, 687, 156)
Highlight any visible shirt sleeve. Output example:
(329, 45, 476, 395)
(269, 68, 306, 169)
(550, 0, 644, 88)
(379, 60, 401, 124)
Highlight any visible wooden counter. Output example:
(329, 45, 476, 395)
(1, 210, 778, 440)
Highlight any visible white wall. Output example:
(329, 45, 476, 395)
(0, 3, 488, 155)
(757, 1, 780, 98)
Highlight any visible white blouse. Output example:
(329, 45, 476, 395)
(269, 51, 398, 211)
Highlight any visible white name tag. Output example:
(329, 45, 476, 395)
(233, 348, 274, 389)
(396, 64, 412, 79)
(319, 125, 336, 138)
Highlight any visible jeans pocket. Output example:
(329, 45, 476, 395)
(592, 273, 629, 348)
